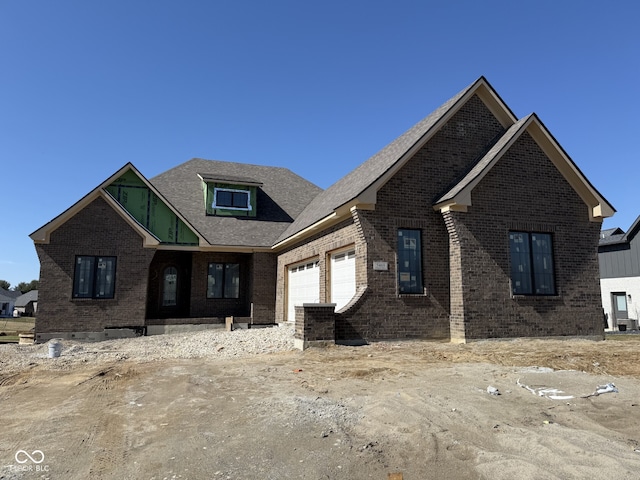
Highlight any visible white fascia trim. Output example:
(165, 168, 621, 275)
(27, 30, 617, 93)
(432, 116, 615, 222)
(475, 81, 518, 128)
(272, 212, 339, 250)
(189, 244, 272, 253)
(30, 162, 206, 246)
(436, 202, 468, 213)
(526, 120, 614, 221)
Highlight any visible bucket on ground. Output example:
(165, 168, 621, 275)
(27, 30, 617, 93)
(48, 340, 62, 358)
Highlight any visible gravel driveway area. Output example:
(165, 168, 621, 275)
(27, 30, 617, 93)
(0, 324, 295, 374)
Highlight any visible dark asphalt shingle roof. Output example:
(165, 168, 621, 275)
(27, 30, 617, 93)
(599, 233, 625, 246)
(599, 216, 640, 246)
(150, 158, 322, 247)
(15, 290, 38, 307)
(601, 228, 624, 238)
(0, 288, 21, 301)
(276, 78, 483, 243)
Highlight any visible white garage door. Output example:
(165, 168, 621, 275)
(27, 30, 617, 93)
(331, 249, 356, 311)
(287, 260, 319, 322)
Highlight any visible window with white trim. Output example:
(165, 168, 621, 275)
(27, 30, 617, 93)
(212, 188, 251, 211)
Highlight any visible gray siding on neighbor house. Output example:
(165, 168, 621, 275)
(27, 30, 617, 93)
(599, 238, 640, 278)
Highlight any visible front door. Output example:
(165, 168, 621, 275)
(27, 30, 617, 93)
(612, 292, 628, 324)
(146, 251, 192, 319)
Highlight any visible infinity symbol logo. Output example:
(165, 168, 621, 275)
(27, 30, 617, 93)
(15, 450, 45, 464)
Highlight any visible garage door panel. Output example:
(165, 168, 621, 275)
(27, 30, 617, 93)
(331, 250, 356, 311)
(287, 261, 319, 322)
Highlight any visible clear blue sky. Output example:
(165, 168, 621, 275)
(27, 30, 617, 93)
(1, 1, 638, 288)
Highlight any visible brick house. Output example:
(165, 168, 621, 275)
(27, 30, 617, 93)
(599, 216, 640, 331)
(31, 77, 614, 344)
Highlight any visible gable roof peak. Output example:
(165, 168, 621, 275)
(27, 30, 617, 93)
(434, 112, 615, 222)
(30, 162, 204, 246)
(622, 215, 640, 242)
(275, 76, 518, 246)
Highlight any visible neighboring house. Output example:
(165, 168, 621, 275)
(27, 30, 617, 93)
(599, 217, 640, 330)
(0, 288, 20, 317)
(30, 77, 614, 344)
(13, 290, 38, 317)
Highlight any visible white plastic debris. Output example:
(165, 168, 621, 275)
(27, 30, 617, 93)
(597, 383, 618, 394)
(487, 386, 500, 396)
(537, 388, 574, 401)
(584, 383, 618, 398)
(516, 379, 574, 400)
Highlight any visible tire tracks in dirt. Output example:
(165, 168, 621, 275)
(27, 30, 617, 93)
(59, 364, 141, 479)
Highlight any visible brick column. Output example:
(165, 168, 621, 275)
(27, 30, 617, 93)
(294, 304, 336, 350)
(442, 210, 466, 343)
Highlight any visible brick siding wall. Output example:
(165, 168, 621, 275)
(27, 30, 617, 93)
(445, 131, 604, 340)
(278, 95, 507, 342)
(443, 212, 466, 341)
(251, 252, 278, 324)
(35, 196, 155, 334)
(275, 219, 360, 323)
(340, 95, 506, 341)
(294, 304, 336, 348)
(36, 197, 277, 333)
(187, 252, 252, 320)
(143, 250, 276, 325)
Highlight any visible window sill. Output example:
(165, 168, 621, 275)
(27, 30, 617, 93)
(398, 291, 429, 298)
(72, 297, 116, 301)
(511, 294, 561, 300)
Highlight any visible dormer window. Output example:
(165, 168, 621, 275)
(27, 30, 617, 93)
(213, 188, 252, 211)
(199, 173, 262, 217)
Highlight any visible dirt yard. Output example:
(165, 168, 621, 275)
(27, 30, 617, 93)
(2, 334, 640, 479)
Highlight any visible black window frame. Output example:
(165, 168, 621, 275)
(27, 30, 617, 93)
(509, 231, 556, 296)
(397, 228, 424, 294)
(207, 262, 240, 299)
(73, 255, 117, 299)
(212, 188, 251, 211)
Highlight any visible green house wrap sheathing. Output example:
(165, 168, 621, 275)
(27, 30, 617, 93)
(106, 170, 199, 245)
(203, 181, 257, 217)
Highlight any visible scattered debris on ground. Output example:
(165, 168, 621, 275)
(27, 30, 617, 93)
(2, 332, 640, 479)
